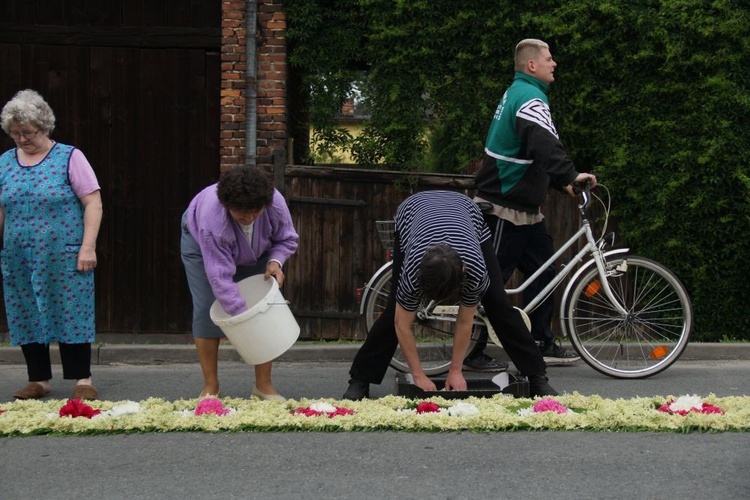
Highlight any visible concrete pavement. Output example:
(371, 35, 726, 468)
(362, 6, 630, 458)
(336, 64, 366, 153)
(1, 342, 748, 402)
(1, 340, 749, 366)
(2, 336, 749, 500)
(1, 359, 749, 499)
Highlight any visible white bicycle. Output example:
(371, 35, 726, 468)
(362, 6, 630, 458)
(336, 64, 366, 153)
(358, 184, 693, 379)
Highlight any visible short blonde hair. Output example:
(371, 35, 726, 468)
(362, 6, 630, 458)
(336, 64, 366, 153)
(514, 39, 549, 72)
(1, 89, 56, 134)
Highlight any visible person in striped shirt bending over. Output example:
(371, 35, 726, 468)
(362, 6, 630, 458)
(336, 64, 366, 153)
(343, 190, 557, 400)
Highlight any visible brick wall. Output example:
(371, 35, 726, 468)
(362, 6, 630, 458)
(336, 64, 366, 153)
(220, 0, 287, 171)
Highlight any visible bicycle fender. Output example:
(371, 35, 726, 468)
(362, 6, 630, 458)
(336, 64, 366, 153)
(359, 261, 394, 315)
(558, 248, 630, 324)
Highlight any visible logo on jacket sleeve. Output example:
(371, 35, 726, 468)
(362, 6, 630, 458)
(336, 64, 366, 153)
(517, 98, 559, 138)
(493, 92, 509, 121)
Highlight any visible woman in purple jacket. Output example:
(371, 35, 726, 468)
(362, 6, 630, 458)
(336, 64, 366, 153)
(181, 167, 298, 400)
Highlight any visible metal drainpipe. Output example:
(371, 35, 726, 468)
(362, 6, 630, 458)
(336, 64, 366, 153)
(245, 0, 257, 166)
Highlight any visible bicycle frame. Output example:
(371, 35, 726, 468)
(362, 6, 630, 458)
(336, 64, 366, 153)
(507, 220, 629, 317)
(359, 185, 694, 378)
(431, 190, 629, 319)
(360, 188, 629, 327)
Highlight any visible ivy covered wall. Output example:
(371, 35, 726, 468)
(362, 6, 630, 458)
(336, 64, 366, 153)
(285, 0, 750, 341)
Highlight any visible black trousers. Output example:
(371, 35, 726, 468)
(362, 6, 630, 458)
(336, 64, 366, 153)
(349, 237, 546, 385)
(472, 215, 557, 353)
(21, 342, 92, 381)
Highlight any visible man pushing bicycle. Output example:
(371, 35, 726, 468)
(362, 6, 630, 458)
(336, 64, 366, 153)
(468, 38, 597, 370)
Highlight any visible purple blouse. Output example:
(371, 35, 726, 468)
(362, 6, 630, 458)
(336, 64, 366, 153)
(185, 184, 298, 315)
(68, 148, 101, 197)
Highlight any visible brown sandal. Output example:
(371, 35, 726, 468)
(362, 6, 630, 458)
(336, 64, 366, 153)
(72, 384, 99, 401)
(13, 382, 51, 400)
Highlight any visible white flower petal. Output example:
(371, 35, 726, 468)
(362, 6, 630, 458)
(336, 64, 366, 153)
(669, 395, 704, 412)
(447, 402, 479, 416)
(309, 401, 338, 413)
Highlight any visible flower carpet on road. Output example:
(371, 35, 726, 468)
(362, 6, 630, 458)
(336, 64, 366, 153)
(0, 393, 748, 436)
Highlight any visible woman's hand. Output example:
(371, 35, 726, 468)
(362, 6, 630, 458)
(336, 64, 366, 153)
(265, 260, 285, 286)
(78, 190, 102, 272)
(77, 245, 97, 272)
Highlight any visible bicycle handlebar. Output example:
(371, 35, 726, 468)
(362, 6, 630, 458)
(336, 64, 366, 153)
(572, 181, 591, 210)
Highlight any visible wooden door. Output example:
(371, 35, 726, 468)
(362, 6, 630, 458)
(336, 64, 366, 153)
(0, 1, 221, 337)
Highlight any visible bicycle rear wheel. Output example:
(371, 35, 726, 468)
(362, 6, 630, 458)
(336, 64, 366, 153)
(362, 264, 392, 332)
(562, 255, 692, 378)
(361, 264, 481, 376)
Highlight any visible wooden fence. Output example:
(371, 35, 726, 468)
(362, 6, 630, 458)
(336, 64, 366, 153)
(280, 165, 583, 340)
(0, 160, 584, 341)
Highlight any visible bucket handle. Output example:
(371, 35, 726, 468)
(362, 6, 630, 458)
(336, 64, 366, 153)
(267, 301, 292, 306)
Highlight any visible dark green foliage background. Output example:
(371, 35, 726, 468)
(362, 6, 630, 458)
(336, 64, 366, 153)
(286, 0, 750, 341)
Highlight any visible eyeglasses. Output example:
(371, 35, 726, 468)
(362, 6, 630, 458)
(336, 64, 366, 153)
(8, 130, 41, 140)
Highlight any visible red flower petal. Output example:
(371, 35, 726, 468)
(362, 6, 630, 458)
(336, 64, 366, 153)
(416, 402, 441, 414)
(59, 398, 101, 418)
(293, 406, 355, 418)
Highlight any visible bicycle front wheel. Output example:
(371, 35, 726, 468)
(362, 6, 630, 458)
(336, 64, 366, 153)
(361, 265, 481, 376)
(563, 255, 692, 379)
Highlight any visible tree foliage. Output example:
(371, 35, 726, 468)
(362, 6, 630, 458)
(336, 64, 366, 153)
(286, 0, 750, 341)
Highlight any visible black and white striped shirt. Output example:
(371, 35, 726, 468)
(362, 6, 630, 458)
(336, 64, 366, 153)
(395, 190, 490, 311)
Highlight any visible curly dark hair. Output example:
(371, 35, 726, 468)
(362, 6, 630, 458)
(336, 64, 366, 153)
(419, 243, 464, 303)
(217, 166, 275, 211)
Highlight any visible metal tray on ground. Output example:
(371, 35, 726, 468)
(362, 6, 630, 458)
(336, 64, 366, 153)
(395, 372, 529, 399)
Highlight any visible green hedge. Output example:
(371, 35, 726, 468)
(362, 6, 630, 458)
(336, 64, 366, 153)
(539, 0, 750, 341)
(287, 0, 750, 341)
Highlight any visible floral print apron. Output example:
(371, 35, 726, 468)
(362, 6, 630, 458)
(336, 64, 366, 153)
(0, 143, 95, 345)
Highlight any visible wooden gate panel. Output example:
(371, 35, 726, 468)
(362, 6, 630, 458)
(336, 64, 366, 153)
(280, 168, 469, 340)
(284, 174, 368, 340)
(0, 1, 221, 338)
(88, 46, 116, 331)
(276, 167, 590, 341)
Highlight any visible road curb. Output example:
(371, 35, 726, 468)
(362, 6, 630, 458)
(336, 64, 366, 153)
(0, 342, 748, 365)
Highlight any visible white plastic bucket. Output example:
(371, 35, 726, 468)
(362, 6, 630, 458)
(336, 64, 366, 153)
(209, 274, 300, 365)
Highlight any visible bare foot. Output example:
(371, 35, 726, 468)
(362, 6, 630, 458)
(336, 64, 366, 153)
(253, 383, 279, 395)
(199, 386, 221, 398)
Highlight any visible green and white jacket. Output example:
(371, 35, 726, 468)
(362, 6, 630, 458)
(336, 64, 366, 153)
(475, 72, 579, 213)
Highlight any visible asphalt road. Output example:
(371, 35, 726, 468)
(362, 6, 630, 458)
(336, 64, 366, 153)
(0, 359, 748, 499)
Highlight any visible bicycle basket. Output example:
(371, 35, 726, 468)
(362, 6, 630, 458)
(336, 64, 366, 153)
(375, 220, 395, 251)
